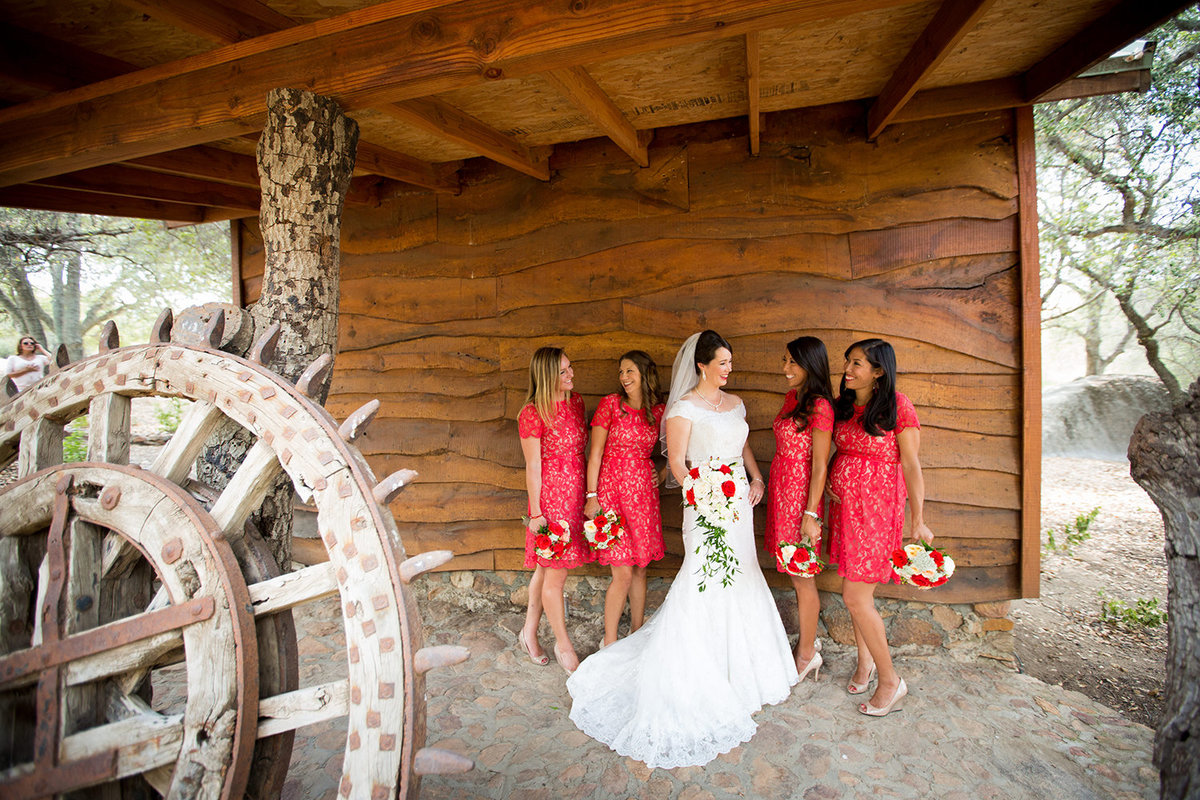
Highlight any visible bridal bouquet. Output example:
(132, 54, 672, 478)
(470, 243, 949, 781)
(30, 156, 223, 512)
(891, 541, 955, 589)
(682, 458, 744, 591)
(525, 517, 572, 561)
(776, 541, 825, 577)
(583, 509, 624, 551)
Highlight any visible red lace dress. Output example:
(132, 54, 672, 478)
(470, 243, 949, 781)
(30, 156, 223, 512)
(519, 394, 592, 569)
(764, 393, 834, 572)
(591, 394, 666, 568)
(828, 392, 920, 584)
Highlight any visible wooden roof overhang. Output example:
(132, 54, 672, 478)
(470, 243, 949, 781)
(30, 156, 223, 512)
(0, 0, 1187, 223)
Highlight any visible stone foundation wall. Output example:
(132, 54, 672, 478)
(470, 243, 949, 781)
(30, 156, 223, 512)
(418, 570, 1015, 666)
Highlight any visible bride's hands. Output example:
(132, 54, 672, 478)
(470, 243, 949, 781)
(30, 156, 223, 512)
(748, 477, 765, 506)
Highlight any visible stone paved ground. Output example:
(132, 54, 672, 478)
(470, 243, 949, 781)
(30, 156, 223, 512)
(271, 596, 1157, 800)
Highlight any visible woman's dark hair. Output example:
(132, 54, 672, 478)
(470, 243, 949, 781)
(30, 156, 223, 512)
(693, 330, 732, 374)
(784, 336, 834, 431)
(617, 350, 663, 426)
(834, 338, 897, 437)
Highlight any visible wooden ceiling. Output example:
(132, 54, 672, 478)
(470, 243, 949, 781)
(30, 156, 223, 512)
(0, 0, 1187, 223)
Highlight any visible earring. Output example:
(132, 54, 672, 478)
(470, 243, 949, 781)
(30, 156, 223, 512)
(701, 370, 708, 382)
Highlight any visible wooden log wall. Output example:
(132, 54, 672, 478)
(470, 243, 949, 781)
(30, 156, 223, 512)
(238, 101, 1038, 603)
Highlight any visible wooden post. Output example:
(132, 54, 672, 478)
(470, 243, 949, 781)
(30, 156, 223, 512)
(197, 88, 358, 569)
(1129, 378, 1200, 800)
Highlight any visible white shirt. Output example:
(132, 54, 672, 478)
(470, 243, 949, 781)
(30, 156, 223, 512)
(5, 353, 50, 392)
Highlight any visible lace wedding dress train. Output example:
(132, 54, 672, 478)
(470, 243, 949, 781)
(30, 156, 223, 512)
(566, 400, 798, 769)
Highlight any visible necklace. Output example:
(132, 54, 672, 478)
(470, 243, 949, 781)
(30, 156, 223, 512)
(695, 389, 723, 410)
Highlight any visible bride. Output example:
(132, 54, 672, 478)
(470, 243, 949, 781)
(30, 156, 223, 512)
(567, 330, 799, 769)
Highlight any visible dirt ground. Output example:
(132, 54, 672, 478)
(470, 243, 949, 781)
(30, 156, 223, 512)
(1014, 456, 1168, 728)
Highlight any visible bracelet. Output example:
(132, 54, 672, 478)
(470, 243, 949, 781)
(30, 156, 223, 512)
(586, 492, 597, 498)
(803, 510, 821, 522)
(751, 477, 764, 485)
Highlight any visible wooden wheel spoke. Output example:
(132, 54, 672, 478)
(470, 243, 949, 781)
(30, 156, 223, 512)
(208, 440, 281, 537)
(148, 401, 224, 483)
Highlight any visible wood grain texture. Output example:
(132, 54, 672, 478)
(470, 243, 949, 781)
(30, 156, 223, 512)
(286, 102, 1035, 601)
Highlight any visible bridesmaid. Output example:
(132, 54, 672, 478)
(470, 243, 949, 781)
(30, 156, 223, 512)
(584, 351, 667, 647)
(518, 346, 593, 673)
(828, 338, 933, 716)
(764, 336, 834, 682)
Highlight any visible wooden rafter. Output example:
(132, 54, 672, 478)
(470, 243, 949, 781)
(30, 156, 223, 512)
(0, 26, 136, 99)
(891, 68, 1152, 127)
(867, 0, 997, 141)
(32, 164, 260, 213)
(543, 67, 648, 168)
(1022, 0, 1193, 101)
(115, 0, 297, 44)
(0, 185, 218, 223)
(0, 0, 914, 187)
(379, 99, 549, 181)
(127, 145, 260, 186)
(745, 32, 761, 156)
(354, 142, 461, 194)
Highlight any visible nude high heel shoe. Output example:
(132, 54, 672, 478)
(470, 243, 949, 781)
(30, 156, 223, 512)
(858, 678, 907, 717)
(554, 642, 579, 675)
(517, 628, 549, 666)
(847, 664, 876, 695)
(796, 651, 822, 683)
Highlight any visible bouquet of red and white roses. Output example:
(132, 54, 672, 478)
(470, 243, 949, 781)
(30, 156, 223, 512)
(776, 541, 824, 577)
(583, 509, 624, 551)
(682, 458, 745, 591)
(525, 517, 572, 561)
(891, 541, 955, 588)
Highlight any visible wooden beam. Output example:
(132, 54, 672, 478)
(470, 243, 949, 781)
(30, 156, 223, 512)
(378, 98, 550, 180)
(1022, 0, 1193, 102)
(866, 0, 997, 140)
(1014, 105, 1041, 599)
(543, 67, 648, 168)
(0, 185, 210, 222)
(745, 32, 761, 156)
(0, 26, 137, 97)
(33, 164, 260, 213)
(0, 0, 913, 186)
(354, 141, 461, 194)
(890, 69, 1152, 126)
(115, 0, 296, 44)
(127, 145, 260, 186)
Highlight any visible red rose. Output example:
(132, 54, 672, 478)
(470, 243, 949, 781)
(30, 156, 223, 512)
(535, 534, 551, 550)
(552, 542, 566, 557)
(891, 550, 908, 568)
(807, 564, 821, 576)
(686, 488, 696, 505)
(549, 521, 565, 535)
(719, 464, 732, 474)
(688, 467, 700, 480)
(722, 481, 736, 498)
(932, 576, 948, 586)
(912, 574, 931, 587)
(596, 530, 608, 543)
(930, 550, 945, 568)
(594, 515, 607, 527)
(797, 546, 810, 561)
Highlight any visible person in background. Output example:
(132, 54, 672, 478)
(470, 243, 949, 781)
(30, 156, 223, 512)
(5, 336, 51, 393)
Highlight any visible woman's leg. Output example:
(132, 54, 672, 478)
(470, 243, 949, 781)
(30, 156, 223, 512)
(842, 579, 901, 706)
(521, 565, 547, 660)
(629, 565, 648, 632)
(604, 565, 634, 645)
(791, 574, 820, 663)
(541, 566, 578, 670)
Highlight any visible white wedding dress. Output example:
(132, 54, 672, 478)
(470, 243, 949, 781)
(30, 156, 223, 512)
(566, 399, 799, 769)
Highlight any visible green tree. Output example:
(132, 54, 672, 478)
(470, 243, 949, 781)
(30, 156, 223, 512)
(0, 209, 231, 359)
(1037, 14, 1200, 402)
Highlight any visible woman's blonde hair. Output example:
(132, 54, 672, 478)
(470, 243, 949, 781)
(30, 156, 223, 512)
(525, 346, 567, 425)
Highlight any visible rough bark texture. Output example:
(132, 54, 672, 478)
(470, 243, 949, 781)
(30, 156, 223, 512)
(1128, 377, 1200, 800)
(198, 88, 357, 568)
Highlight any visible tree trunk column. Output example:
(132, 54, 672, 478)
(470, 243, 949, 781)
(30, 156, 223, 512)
(1128, 378, 1200, 800)
(253, 87, 358, 397)
(199, 88, 358, 569)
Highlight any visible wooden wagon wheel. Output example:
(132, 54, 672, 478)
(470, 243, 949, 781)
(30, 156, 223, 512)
(0, 314, 473, 799)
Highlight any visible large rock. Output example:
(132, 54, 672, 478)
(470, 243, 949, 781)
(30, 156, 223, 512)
(1043, 374, 1170, 460)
